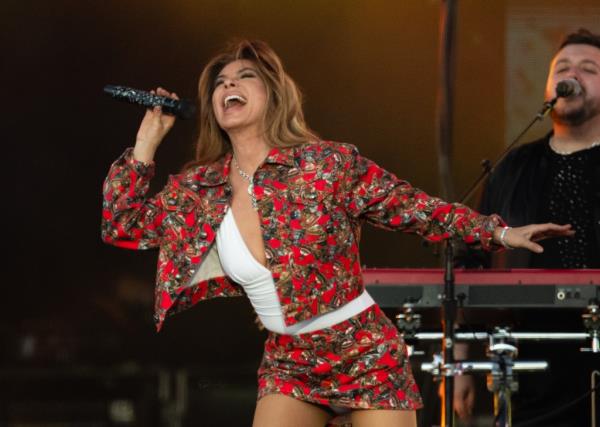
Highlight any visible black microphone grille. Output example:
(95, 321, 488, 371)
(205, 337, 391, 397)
(176, 99, 197, 120)
(556, 79, 581, 98)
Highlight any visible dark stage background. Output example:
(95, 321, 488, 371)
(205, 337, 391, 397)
(3, 1, 599, 426)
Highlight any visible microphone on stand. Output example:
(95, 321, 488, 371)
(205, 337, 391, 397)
(556, 78, 582, 98)
(103, 85, 197, 120)
(458, 79, 582, 208)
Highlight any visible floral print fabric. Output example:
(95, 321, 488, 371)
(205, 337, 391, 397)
(102, 141, 503, 330)
(258, 305, 423, 410)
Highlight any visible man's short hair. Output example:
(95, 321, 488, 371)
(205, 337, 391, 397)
(559, 28, 600, 51)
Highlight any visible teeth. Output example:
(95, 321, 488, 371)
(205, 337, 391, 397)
(224, 95, 247, 108)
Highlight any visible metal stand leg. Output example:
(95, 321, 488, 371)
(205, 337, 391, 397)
(581, 303, 600, 353)
(486, 339, 519, 427)
(493, 389, 511, 427)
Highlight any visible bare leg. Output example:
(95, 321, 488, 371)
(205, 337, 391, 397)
(351, 409, 417, 427)
(252, 394, 332, 427)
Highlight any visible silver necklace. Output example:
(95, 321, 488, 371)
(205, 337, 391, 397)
(549, 137, 600, 155)
(232, 157, 258, 210)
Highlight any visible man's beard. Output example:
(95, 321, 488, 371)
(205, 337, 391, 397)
(551, 97, 599, 126)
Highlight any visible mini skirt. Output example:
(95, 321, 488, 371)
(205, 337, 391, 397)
(257, 304, 423, 411)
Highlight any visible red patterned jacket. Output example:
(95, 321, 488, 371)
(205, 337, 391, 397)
(102, 141, 502, 331)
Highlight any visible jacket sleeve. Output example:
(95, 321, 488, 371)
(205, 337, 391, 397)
(101, 148, 168, 250)
(338, 144, 504, 250)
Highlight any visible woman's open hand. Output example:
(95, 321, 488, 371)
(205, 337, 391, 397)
(494, 223, 575, 253)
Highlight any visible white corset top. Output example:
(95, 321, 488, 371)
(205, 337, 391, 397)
(215, 209, 374, 335)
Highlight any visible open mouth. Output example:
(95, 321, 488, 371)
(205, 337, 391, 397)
(224, 94, 247, 110)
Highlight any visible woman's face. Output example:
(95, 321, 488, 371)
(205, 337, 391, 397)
(211, 59, 268, 135)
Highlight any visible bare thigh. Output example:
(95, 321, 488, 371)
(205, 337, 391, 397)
(253, 394, 332, 427)
(351, 409, 417, 427)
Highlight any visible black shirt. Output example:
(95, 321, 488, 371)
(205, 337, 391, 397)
(532, 143, 600, 268)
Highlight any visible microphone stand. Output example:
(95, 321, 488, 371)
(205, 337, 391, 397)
(438, 96, 558, 427)
(458, 97, 558, 204)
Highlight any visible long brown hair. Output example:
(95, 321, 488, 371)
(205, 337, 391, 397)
(191, 39, 318, 166)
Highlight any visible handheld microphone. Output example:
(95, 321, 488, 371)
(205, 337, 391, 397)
(103, 85, 197, 120)
(555, 79, 582, 98)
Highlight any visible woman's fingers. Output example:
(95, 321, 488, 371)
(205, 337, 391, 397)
(523, 240, 544, 253)
(510, 228, 544, 252)
(156, 86, 178, 99)
(541, 223, 573, 232)
(505, 223, 575, 253)
(133, 86, 180, 163)
(531, 223, 574, 241)
(153, 87, 178, 125)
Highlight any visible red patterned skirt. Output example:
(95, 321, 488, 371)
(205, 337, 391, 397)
(257, 304, 423, 411)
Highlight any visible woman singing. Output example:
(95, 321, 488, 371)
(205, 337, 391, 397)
(101, 39, 572, 427)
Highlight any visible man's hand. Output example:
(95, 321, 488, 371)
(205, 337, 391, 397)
(454, 375, 475, 422)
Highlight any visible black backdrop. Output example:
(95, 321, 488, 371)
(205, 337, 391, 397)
(3, 1, 598, 425)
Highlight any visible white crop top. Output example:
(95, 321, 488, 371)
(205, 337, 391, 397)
(215, 208, 374, 335)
